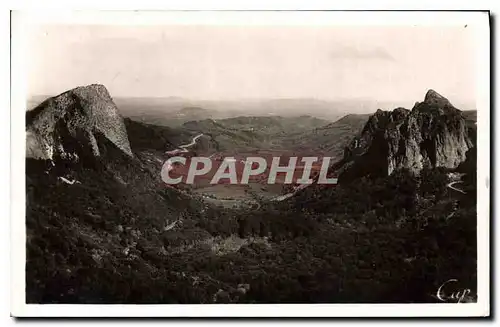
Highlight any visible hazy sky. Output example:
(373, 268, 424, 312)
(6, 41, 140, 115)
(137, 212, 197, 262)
(28, 25, 476, 106)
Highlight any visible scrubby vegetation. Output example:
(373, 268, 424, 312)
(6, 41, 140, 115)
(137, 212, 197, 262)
(26, 140, 477, 303)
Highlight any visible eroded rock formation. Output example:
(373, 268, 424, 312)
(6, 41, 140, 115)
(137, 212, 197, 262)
(26, 84, 133, 162)
(339, 90, 473, 179)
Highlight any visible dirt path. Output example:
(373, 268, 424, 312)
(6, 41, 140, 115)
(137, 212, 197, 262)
(447, 181, 466, 194)
(166, 133, 204, 155)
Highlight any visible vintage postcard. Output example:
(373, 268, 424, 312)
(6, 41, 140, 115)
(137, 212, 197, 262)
(10, 10, 490, 317)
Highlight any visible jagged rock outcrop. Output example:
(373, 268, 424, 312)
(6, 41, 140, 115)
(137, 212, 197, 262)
(26, 84, 133, 162)
(339, 90, 473, 180)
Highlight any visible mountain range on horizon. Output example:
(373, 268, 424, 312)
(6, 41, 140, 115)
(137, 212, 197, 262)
(27, 93, 477, 120)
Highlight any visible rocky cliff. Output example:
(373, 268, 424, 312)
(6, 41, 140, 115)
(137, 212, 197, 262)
(339, 90, 473, 180)
(26, 84, 133, 162)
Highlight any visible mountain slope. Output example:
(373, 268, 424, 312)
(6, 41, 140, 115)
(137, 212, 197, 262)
(277, 91, 478, 302)
(25, 85, 219, 303)
(183, 115, 330, 152)
(280, 113, 371, 159)
(124, 118, 194, 152)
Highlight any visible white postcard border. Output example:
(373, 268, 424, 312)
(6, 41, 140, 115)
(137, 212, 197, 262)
(10, 10, 490, 317)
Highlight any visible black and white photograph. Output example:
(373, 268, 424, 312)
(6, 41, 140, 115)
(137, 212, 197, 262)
(9, 10, 490, 317)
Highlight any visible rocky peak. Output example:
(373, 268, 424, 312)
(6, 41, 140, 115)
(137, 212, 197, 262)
(424, 89, 452, 107)
(339, 90, 472, 181)
(26, 84, 133, 162)
(413, 89, 457, 116)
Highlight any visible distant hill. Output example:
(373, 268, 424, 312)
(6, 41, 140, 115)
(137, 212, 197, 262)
(182, 115, 331, 152)
(178, 107, 205, 114)
(279, 113, 372, 159)
(107, 96, 400, 125)
(462, 110, 477, 122)
(114, 98, 221, 127)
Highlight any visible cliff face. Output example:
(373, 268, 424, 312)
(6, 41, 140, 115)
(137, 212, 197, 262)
(26, 84, 133, 162)
(340, 90, 473, 179)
